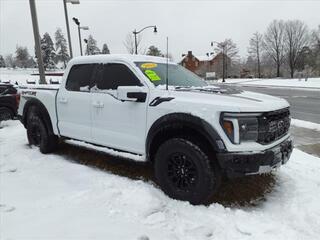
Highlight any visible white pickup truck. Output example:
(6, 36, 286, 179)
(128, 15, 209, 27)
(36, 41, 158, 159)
(18, 54, 292, 204)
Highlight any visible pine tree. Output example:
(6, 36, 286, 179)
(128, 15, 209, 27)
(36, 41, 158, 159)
(40, 32, 56, 70)
(146, 45, 162, 56)
(0, 55, 5, 68)
(101, 43, 110, 54)
(15, 46, 31, 68)
(54, 28, 69, 68)
(85, 35, 100, 55)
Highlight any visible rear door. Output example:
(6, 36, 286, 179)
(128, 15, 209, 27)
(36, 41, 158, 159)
(91, 63, 149, 154)
(57, 64, 96, 142)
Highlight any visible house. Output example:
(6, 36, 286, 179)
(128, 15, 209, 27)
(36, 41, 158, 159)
(179, 51, 232, 79)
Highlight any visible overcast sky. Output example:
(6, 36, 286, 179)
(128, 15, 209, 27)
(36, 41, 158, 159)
(0, 0, 319, 61)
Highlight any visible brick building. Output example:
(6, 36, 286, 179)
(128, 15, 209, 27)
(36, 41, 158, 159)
(179, 51, 232, 79)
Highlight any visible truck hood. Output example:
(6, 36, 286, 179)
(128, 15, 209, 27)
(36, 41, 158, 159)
(162, 84, 289, 112)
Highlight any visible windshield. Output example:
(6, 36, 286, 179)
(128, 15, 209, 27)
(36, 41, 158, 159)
(135, 62, 208, 88)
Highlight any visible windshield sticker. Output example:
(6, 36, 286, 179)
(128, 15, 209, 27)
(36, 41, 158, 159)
(144, 70, 161, 81)
(141, 63, 157, 69)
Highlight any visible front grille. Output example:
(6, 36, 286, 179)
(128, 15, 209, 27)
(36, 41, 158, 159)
(258, 108, 290, 144)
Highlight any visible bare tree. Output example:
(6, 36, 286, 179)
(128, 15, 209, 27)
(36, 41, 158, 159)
(284, 20, 309, 78)
(248, 32, 263, 78)
(310, 25, 320, 75)
(263, 20, 286, 77)
(215, 39, 239, 80)
(123, 33, 142, 54)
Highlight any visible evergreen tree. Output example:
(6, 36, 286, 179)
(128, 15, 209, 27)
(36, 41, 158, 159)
(15, 46, 31, 68)
(54, 28, 69, 68)
(85, 35, 100, 55)
(0, 55, 5, 68)
(101, 43, 110, 54)
(40, 32, 56, 70)
(146, 45, 162, 56)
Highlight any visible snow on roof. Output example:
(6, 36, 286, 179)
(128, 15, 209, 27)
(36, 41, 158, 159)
(178, 53, 216, 63)
(70, 54, 176, 65)
(196, 54, 215, 62)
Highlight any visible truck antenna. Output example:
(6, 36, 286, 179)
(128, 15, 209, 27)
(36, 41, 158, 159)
(166, 36, 169, 91)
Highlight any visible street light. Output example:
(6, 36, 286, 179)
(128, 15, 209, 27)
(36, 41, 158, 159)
(211, 41, 226, 82)
(133, 25, 157, 54)
(63, 0, 80, 59)
(72, 17, 89, 56)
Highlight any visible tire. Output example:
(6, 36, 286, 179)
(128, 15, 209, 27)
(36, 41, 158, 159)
(26, 106, 58, 154)
(0, 107, 13, 122)
(154, 138, 221, 205)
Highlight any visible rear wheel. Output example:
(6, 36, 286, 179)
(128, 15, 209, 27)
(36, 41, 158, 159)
(154, 138, 221, 205)
(26, 106, 58, 153)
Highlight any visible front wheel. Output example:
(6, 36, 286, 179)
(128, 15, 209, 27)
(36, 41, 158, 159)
(154, 138, 221, 205)
(26, 106, 58, 154)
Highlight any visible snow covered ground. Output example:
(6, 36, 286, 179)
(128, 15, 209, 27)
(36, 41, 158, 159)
(1, 120, 320, 240)
(0, 68, 61, 85)
(214, 77, 320, 89)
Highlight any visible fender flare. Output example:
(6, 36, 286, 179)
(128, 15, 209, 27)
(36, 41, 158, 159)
(146, 113, 226, 161)
(22, 98, 55, 135)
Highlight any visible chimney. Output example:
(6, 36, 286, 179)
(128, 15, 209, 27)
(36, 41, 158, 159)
(187, 51, 192, 56)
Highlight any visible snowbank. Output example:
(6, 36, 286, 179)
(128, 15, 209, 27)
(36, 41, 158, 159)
(213, 77, 320, 89)
(291, 118, 320, 131)
(1, 120, 320, 239)
(0, 68, 62, 85)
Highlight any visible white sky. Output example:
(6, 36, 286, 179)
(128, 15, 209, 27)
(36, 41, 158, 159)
(0, 0, 319, 61)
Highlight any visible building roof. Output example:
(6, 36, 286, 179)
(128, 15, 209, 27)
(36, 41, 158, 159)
(179, 53, 216, 63)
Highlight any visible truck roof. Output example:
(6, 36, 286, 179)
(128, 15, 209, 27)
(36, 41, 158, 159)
(69, 54, 175, 65)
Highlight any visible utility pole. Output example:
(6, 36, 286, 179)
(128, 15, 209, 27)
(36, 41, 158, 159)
(29, 0, 46, 84)
(63, 0, 73, 58)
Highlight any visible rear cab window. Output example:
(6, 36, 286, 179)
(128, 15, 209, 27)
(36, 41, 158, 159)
(66, 64, 96, 92)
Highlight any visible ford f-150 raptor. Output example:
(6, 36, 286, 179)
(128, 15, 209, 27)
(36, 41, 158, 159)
(18, 55, 293, 204)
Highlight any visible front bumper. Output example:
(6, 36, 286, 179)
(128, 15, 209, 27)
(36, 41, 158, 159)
(216, 137, 293, 178)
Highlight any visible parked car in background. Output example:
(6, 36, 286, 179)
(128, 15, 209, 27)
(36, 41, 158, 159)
(0, 84, 20, 122)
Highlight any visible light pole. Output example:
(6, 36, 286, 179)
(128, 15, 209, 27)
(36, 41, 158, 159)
(211, 41, 226, 82)
(63, 0, 80, 59)
(72, 17, 89, 56)
(133, 25, 157, 54)
(29, 0, 46, 84)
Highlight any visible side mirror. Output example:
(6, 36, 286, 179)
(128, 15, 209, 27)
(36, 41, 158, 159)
(117, 86, 147, 102)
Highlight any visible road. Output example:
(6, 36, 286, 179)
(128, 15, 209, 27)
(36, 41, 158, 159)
(236, 85, 320, 124)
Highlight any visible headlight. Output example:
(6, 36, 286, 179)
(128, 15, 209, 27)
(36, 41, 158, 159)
(221, 113, 260, 144)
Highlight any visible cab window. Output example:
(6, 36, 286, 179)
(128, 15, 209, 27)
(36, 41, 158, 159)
(96, 63, 141, 90)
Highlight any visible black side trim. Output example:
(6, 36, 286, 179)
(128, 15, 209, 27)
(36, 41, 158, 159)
(146, 113, 226, 161)
(149, 97, 174, 106)
(22, 98, 55, 135)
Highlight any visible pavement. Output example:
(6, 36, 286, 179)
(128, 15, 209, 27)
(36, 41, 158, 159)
(236, 85, 320, 124)
(235, 85, 320, 157)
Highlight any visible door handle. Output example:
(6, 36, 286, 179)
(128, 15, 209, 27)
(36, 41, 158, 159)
(59, 97, 68, 104)
(92, 101, 104, 108)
